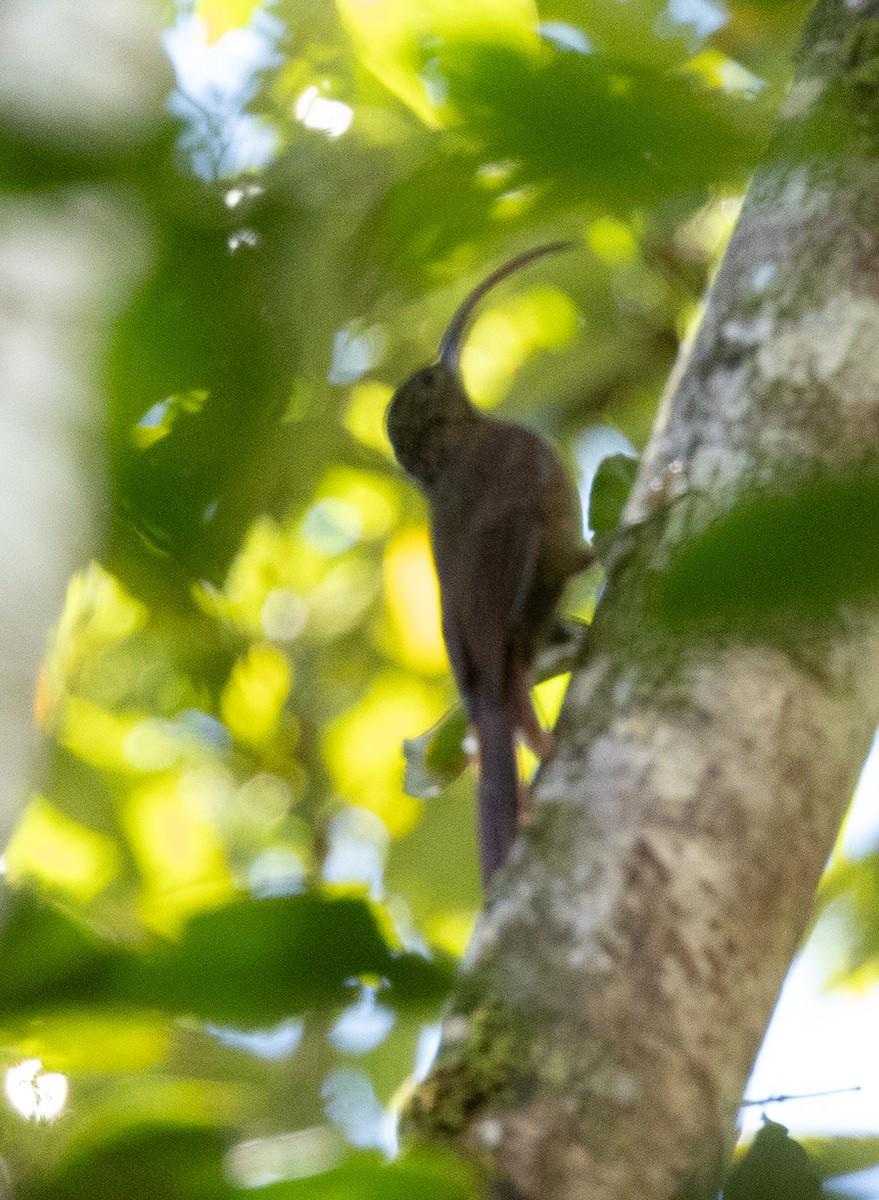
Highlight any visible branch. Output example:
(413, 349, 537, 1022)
(405, 2, 879, 1196)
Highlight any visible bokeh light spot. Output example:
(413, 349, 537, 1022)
(221, 643, 292, 748)
(124, 776, 233, 929)
(302, 498, 362, 556)
(4, 796, 120, 901)
(383, 528, 447, 674)
(587, 217, 638, 265)
(323, 673, 445, 836)
(462, 286, 578, 408)
(295, 86, 354, 138)
(5, 1059, 67, 1122)
(344, 381, 395, 455)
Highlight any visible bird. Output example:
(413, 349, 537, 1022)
(386, 243, 591, 887)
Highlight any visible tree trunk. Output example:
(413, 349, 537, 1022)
(0, 2, 162, 854)
(406, 1, 879, 1196)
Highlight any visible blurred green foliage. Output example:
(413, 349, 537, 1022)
(658, 475, 879, 623)
(588, 452, 639, 540)
(0, 889, 453, 1027)
(5, 0, 878, 1196)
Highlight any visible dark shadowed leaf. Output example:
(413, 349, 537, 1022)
(589, 453, 639, 539)
(122, 894, 456, 1023)
(0, 887, 127, 1009)
(0, 889, 454, 1027)
(126, 894, 392, 1021)
(20, 1123, 234, 1200)
(443, 45, 763, 207)
(658, 476, 879, 622)
(723, 1120, 823, 1200)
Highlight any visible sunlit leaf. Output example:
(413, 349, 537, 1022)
(55, 564, 148, 654)
(801, 1134, 879, 1181)
(259, 1146, 479, 1199)
(683, 50, 767, 97)
(123, 776, 234, 930)
(196, 0, 263, 41)
(220, 517, 303, 634)
(221, 643, 292, 748)
(59, 697, 145, 774)
(4, 797, 121, 902)
(1, 1011, 170, 1074)
(131, 390, 210, 450)
(586, 217, 639, 266)
(816, 852, 879, 989)
(426, 911, 477, 957)
(316, 468, 400, 540)
(461, 285, 578, 408)
(533, 671, 571, 728)
(323, 673, 446, 834)
(383, 529, 448, 675)
(344, 382, 395, 456)
(44, 565, 148, 714)
(337, 0, 539, 126)
(305, 555, 382, 639)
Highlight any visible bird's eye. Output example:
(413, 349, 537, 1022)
(421, 368, 435, 387)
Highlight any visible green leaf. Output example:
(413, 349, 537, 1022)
(23, 1134, 478, 1200)
(0, 890, 454, 1029)
(20, 1123, 234, 1200)
(722, 1120, 822, 1200)
(801, 1134, 879, 1181)
(0, 887, 128, 1010)
(126, 894, 393, 1022)
(815, 851, 879, 988)
(403, 709, 470, 801)
(108, 196, 316, 588)
(122, 894, 455, 1024)
(658, 476, 879, 622)
(442, 45, 763, 208)
(262, 1148, 480, 1200)
(589, 453, 639, 539)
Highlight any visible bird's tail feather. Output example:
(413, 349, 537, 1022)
(475, 703, 519, 888)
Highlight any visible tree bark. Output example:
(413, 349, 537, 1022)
(406, 2, 879, 1196)
(0, 1, 164, 853)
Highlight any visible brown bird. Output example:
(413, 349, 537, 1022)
(386, 244, 591, 887)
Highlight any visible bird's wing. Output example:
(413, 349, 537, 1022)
(434, 499, 545, 710)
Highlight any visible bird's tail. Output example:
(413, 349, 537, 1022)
(474, 702, 519, 888)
